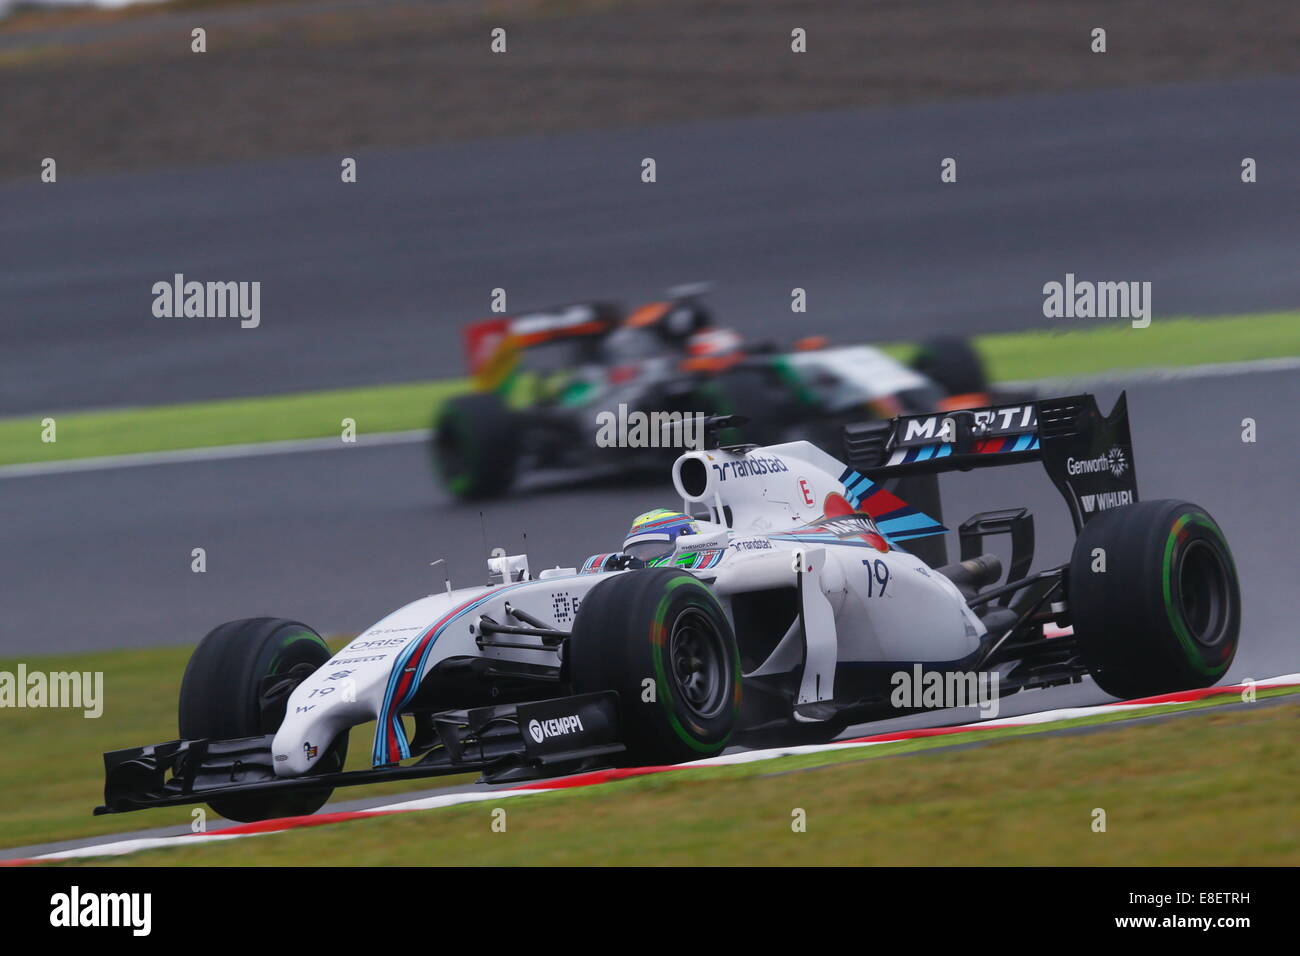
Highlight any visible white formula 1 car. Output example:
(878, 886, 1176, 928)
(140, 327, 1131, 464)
(98, 393, 1240, 822)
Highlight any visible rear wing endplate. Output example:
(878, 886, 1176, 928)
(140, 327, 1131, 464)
(843, 393, 1138, 532)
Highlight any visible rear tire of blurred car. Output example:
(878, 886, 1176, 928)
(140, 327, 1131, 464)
(911, 335, 988, 399)
(432, 392, 518, 499)
(179, 618, 346, 822)
(695, 367, 793, 447)
(568, 569, 741, 764)
(1069, 500, 1240, 700)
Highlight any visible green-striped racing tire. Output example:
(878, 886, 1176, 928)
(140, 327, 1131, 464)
(432, 392, 518, 500)
(179, 617, 347, 822)
(1069, 499, 1240, 700)
(567, 568, 741, 764)
(910, 334, 988, 397)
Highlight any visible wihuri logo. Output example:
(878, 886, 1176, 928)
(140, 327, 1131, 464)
(152, 273, 260, 328)
(49, 886, 151, 936)
(595, 404, 704, 450)
(1042, 273, 1151, 328)
(0, 665, 102, 718)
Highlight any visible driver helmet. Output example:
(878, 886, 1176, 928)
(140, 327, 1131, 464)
(623, 509, 698, 562)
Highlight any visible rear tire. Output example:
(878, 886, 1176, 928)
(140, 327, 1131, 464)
(179, 618, 346, 822)
(568, 569, 741, 764)
(911, 335, 988, 398)
(432, 393, 518, 499)
(1069, 500, 1240, 700)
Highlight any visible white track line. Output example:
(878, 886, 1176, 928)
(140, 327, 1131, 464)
(1000, 355, 1300, 392)
(0, 429, 428, 480)
(3, 355, 1294, 481)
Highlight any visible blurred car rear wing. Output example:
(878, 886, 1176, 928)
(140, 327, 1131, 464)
(462, 302, 621, 388)
(843, 392, 1139, 532)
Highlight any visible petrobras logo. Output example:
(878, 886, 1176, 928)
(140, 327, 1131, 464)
(528, 714, 585, 743)
(1067, 445, 1128, 479)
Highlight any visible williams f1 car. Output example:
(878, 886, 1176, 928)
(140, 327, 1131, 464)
(99, 392, 1240, 822)
(431, 286, 1004, 500)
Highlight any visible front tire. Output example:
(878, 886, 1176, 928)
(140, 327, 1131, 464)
(568, 569, 741, 764)
(432, 393, 519, 499)
(179, 617, 346, 822)
(1069, 500, 1240, 700)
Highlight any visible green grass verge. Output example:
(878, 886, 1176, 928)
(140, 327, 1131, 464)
(2, 312, 1296, 469)
(59, 690, 1300, 866)
(0, 640, 471, 851)
(973, 312, 1299, 383)
(2, 628, 1294, 853)
(0, 379, 468, 467)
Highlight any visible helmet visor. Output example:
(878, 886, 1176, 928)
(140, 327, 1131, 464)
(624, 535, 675, 562)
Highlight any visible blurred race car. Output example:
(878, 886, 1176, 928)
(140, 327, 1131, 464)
(97, 392, 1241, 822)
(430, 286, 1004, 500)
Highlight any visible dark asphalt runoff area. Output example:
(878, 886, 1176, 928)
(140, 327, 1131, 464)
(2, 76, 1298, 414)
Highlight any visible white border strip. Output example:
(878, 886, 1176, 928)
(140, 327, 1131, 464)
(0, 429, 427, 480)
(1000, 355, 1300, 392)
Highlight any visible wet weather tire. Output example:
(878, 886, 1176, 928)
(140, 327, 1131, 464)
(911, 335, 988, 398)
(1069, 500, 1240, 700)
(568, 569, 741, 764)
(179, 618, 346, 822)
(432, 393, 518, 499)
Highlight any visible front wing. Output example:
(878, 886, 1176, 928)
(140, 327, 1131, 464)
(96, 692, 622, 815)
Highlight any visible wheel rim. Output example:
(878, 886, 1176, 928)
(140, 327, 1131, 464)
(1176, 539, 1232, 648)
(667, 607, 729, 720)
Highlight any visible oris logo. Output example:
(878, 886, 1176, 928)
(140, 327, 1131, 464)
(1067, 446, 1128, 479)
(528, 714, 585, 743)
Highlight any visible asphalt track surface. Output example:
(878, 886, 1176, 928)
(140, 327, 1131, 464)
(3, 76, 1299, 414)
(0, 368, 1293, 858)
(1, 78, 1296, 858)
(3, 367, 1295, 670)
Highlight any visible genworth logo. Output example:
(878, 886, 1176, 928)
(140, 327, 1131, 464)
(1067, 445, 1129, 479)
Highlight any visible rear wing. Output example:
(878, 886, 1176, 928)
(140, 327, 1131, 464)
(843, 393, 1138, 532)
(462, 302, 622, 388)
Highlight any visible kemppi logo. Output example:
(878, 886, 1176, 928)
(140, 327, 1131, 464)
(528, 714, 585, 743)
